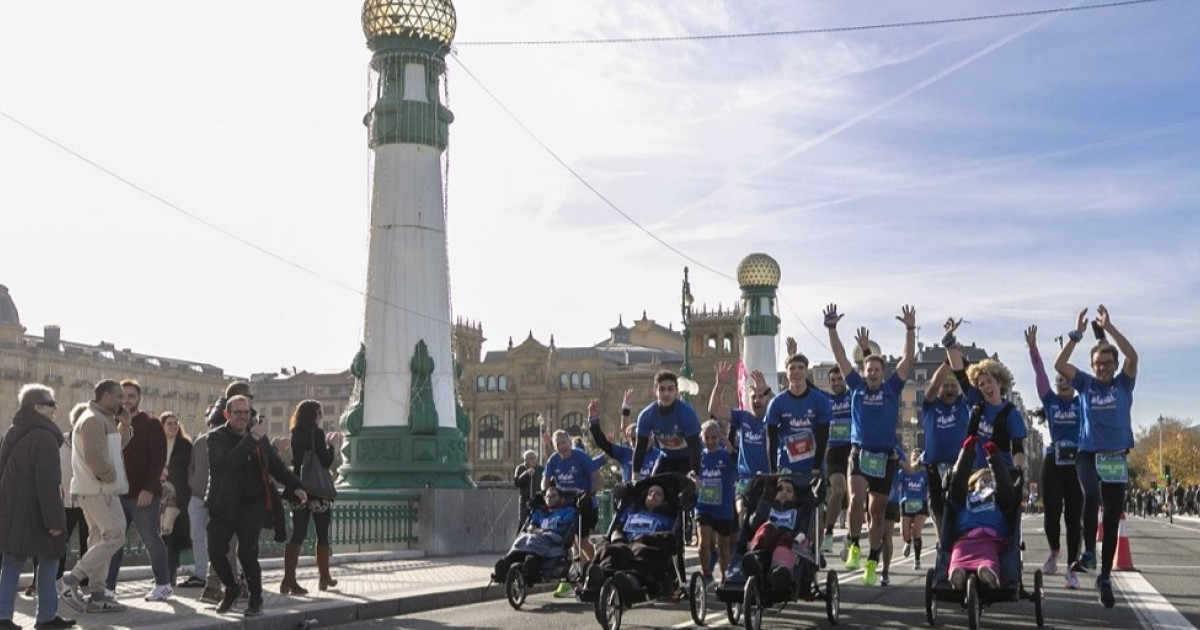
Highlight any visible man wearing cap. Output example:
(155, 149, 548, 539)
(0, 384, 75, 629)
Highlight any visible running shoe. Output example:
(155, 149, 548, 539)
(552, 581, 573, 598)
(845, 544, 862, 571)
(144, 584, 174, 602)
(1080, 550, 1097, 571)
(880, 570, 890, 586)
(913, 557, 922, 571)
(702, 573, 714, 588)
(1066, 571, 1080, 590)
(863, 559, 877, 586)
(949, 568, 966, 591)
(1043, 549, 1060, 575)
(1097, 574, 1115, 609)
(84, 594, 126, 613)
(902, 542, 912, 558)
(821, 534, 834, 554)
(978, 566, 1000, 589)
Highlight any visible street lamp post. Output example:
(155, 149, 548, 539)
(1158, 415, 1164, 478)
(680, 266, 695, 402)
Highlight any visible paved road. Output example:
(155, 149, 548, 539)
(357, 514, 1200, 629)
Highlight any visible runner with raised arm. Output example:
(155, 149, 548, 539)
(1026, 325, 1084, 589)
(944, 325, 1028, 476)
(921, 318, 972, 540)
(632, 371, 702, 480)
(824, 303, 916, 586)
(588, 391, 660, 483)
(1054, 305, 1138, 609)
(708, 361, 772, 522)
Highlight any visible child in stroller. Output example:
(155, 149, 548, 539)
(947, 435, 1017, 590)
(741, 476, 813, 593)
(492, 486, 578, 583)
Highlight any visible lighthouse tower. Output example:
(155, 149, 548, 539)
(339, 0, 472, 489)
(736, 254, 782, 405)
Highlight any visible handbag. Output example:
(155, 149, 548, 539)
(301, 429, 338, 500)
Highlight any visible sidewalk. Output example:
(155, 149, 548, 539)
(7, 551, 526, 630)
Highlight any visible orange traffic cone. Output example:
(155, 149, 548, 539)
(1114, 514, 1136, 571)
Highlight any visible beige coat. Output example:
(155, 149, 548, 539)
(70, 401, 132, 496)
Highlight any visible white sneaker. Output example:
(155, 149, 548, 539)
(902, 542, 912, 558)
(144, 583, 174, 602)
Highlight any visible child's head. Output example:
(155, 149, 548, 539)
(776, 477, 797, 502)
(645, 485, 666, 511)
(968, 468, 995, 492)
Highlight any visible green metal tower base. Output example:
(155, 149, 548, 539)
(337, 425, 473, 492)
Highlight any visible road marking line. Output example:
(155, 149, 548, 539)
(1113, 571, 1198, 630)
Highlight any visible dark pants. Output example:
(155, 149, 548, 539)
(1076, 452, 1126, 575)
(289, 508, 332, 546)
(208, 503, 265, 599)
(1042, 457, 1083, 563)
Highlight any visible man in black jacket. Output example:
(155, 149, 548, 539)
(205, 395, 307, 616)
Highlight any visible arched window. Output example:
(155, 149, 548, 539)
(487, 375, 496, 392)
(582, 372, 592, 389)
(570, 372, 580, 389)
(478, 415, 503, 460)
(475, 375, 485, 392)
(559, 412, 586, 438)
(498, 375, 508, 392)
(560, 373, 569, 390)
(707, 334, 718, 353)
(519, 413, 542, 458)
(723, 333, 734, 354)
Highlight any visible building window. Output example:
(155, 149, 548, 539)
(724, 333, 734, 354)
(498, 375, 508, 392)
(272, 406, 285, 418)
(476, 375, 485, 392)
(570, 372, 580, 389)
(915, 369, 928, 381)
(487, 375, 496, 392)
(519, 414, 541, 458)
(560, 373, 569, 390)
(478, 415, 503, 460)
(707, 335, 718, 353)
(559, 412, 585, 438)
(582, 372, 592, 389)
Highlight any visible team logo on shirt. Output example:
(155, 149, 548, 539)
(1051, 407, 1078, 424)
(741, 428, 765, 445)
(1090, 391, 1117, 409)
(861, 391, 885, 406)
(831, 399, 851, 416)
(976, 420, 994, 440)
(934, 412, 957, 429)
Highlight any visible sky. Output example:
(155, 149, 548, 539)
(1, 1, 1197, 433)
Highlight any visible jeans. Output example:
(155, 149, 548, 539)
(188, 496, 208, 579)
(106, 495, 171, 590)
(1076, 451, 1126, 575)
(0, 553, 59, 624)
(208, 504, 265, 599)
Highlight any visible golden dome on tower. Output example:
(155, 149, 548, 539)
(362, 0, 457, 46)
(736, 253, 781, 288)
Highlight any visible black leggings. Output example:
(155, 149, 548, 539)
(1076, 452, 1126, 575)
(1041, 456, 1083, 563)
(289, 508, 332, 546)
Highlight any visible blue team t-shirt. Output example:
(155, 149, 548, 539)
(695, 447, 736, 521)
(765, 388, 831, 474)
(636, 400, 702, 459)
(620, 508, 675, 541)
(827, 390, 853, 447)
(544, 449, 600, 494)
(846, 370, 905, 453)
(901, 468, 929, 514)
(954, 482, 1010, 538)
(922, 396, 970, 466)
(609, 443, 660, 482)
(970, 401, 1028, 470)
(532, 505, 577, 537)
(729, 409, 769, 479)
(1042, 392, 1082, 455)
(1071, 371, 1135, 453)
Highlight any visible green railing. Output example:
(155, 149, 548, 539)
(97, 498, 420, 567)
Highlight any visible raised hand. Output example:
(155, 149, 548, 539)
(1024, 325, 1037, 347)
(750, 369, 767, 390)
(786, 336, 798, 356)
(1075, 308, 1089, 334)
(823, 304, 843, 329)
(587, 399, 600, 417)
(897, 305, 917, 329)
(855, 326, 871, 350)
(714, 361, 732, 386)
(622, 388, 635, 409)
(1096, 304, 1111, 331)
(944, 317, 963, 334)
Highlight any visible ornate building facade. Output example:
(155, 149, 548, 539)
(0, 284, 228, 437)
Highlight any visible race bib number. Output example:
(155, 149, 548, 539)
(967, 486, 997, 513)
(903, 499, 925, 516)
(657, 435, 685, 451)
(1096, 452, 1128, 484)
(699, 478, 722, 505)
(785, 430, 816, 463)
(1055, 441, 1078, 467)
(624, 513, 656, 537)
(858, 450, 888, 478)
(829, 422, 851, 441)
(768, 507, 797, 531)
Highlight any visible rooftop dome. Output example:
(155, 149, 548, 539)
(736, 253, 781, 288)
(362, 0, 456, 47)
(0, 284, 19, 327)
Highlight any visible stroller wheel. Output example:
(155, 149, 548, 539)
(598, 577, 623, 630)
(688, 571, 708, 626)
(726, 601, 742, 625)
(924, 568, 938, 626)
(743, 575, 763, 630)
(825, 570, 840, 625)
(1033, 569, 1045, 627)
(965, 575, 980, 630)
(505, 566, 526, 610)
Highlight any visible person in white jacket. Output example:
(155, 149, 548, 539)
(61, 380, 132, 614)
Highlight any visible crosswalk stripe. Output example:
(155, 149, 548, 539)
(1114, 571, 1198, 630)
